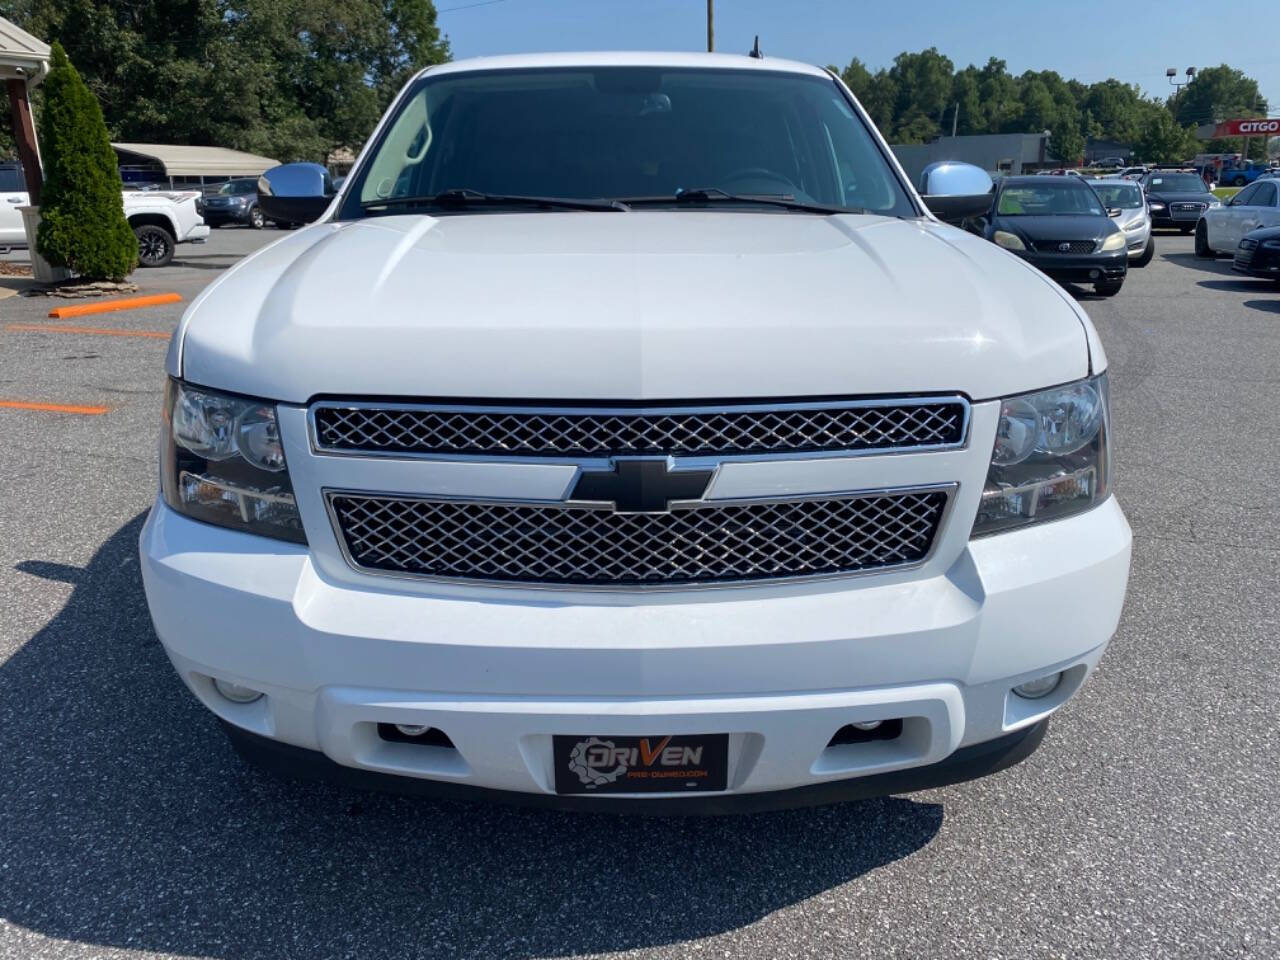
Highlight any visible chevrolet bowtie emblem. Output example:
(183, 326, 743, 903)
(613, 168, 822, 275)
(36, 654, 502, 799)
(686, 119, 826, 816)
(570, 458, 714, 513)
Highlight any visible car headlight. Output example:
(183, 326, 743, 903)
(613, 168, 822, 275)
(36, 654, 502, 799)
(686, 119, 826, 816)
(161, 379, 306, 543)
(1148, 202, 1165, 212)
(1123, 217, 1147, 232)
(1207, 198, 1221, 208)
(1100, 232, 1126, 251)
(972, 373, 1110, 538)
(993, 230, 1026, 251)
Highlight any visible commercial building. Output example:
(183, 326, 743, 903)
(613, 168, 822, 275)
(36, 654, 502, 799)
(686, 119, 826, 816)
(891, 132, 1054, 186)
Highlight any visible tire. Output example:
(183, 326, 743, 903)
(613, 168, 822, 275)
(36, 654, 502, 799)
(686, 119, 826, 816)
(1134, 235, 1155, 267)
(1194, 221, 1214, 258)
(1094, 279, 1123, 297)
(247, 205, 265, 230)
(134, 224, 175, 268)
(1232, 176, 1246, 187)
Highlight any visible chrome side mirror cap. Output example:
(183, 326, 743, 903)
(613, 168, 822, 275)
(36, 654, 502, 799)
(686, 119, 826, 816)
(257, 162, 335, 225)
(919, 161, 995, 224)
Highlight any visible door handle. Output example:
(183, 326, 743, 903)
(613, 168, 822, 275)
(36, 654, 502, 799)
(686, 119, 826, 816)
(5, 197, 22, 204)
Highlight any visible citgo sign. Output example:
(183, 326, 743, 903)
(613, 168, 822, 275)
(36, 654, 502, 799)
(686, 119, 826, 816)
(1212, 118, 1280, 137)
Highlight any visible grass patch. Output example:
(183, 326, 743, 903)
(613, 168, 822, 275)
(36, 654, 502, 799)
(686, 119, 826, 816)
(1213, 186, 1241, 200)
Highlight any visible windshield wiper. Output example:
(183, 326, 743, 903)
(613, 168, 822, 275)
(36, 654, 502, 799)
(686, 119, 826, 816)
(361, 188, 628, 212)
(622, 187, 856, 215)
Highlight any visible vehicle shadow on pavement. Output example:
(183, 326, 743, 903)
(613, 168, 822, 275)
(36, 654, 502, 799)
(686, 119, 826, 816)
(0, 515, 944, 960)
(1162, 252, 1235, 276)
(1242, 298, 1280, 314)
(1198, 278, 1279, 295)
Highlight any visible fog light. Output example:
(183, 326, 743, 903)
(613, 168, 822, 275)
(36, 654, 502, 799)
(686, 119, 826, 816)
(850, 720, 882, 731)
(1013, 672, 1062, 700)
(213, 678, 263, 703)
(395, 724, 432, 737)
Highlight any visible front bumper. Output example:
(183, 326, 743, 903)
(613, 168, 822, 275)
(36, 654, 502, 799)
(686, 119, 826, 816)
(1233, 244, 1280, 278)
(183, 223, 211, 243)
(1019, 249, 1127, 284)
(140, 495, 1132, 808)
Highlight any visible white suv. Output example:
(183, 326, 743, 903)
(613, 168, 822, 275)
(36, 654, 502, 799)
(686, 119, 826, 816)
(140, 53, 1131, 812)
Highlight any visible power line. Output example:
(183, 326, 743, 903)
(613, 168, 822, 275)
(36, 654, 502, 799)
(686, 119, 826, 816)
(438, 0, 510, 13)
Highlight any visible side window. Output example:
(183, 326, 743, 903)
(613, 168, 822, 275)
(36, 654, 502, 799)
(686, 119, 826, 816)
(1251, 182, 1276, 207)
(1232, 183, 1259, 206)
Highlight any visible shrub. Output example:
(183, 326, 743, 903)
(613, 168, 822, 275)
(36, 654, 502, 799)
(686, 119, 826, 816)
(36, 42, 137, 280)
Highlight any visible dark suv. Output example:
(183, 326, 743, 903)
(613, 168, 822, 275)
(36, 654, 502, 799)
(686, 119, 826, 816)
(202, 178, 265, 229)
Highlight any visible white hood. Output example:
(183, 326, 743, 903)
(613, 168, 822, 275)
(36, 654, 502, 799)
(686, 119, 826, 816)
(177, 211, 1096, 404)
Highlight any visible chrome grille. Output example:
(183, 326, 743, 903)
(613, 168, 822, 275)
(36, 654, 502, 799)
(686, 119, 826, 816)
(311, 399, 968, 459)
(328, 489, 950, 587)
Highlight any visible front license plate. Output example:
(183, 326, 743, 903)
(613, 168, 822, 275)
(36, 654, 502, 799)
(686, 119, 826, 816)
(553, 734, 729, 794)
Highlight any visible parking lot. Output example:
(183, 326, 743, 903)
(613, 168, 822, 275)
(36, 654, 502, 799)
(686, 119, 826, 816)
(0, 229, 1276, 959)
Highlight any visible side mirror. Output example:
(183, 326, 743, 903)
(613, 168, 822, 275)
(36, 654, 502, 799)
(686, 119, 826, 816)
(919, 161, 995, 224)
(257, 162, 334, 225)
(1108, 208, 1123, 218)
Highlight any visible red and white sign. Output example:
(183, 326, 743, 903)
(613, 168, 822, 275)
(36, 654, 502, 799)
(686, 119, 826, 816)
(1212, 118, 1280, 137)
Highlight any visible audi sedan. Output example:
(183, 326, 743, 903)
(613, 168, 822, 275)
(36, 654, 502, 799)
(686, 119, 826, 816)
(1141, 170, 1220, 233)
(984, 176, 1128, 296)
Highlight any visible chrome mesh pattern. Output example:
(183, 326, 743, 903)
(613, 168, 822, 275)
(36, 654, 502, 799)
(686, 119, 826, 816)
(328, 490, 949, 586)
(312, 400, 966, 458)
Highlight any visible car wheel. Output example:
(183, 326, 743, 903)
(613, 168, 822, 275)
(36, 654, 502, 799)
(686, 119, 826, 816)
(134, 224, 175, 268)
(1134, 235, 1155, 267)
(1094, 279, 1123, 297)
(1232, 176, 1246, 187)
(1194, 221, 1214, 258)
(248, 205, 265, 230)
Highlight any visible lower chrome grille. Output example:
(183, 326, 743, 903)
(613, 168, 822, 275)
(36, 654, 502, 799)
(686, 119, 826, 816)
(328, 488, 951, 587)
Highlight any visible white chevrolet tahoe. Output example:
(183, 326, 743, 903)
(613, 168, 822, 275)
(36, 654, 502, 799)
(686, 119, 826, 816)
(140, 53, 1132, 812)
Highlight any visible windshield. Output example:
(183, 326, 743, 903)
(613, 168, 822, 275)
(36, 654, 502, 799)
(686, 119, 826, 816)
(996, 182, 1106, 216)
(218, 180, 256, 195)
(1089, 183, 1143, 209)
(342, 67, 915, 218)
(1147, 174, 1204, 193)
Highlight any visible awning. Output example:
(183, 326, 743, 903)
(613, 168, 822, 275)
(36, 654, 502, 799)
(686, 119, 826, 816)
(0, 16, 50, 85)
(111, 143, 280, 178)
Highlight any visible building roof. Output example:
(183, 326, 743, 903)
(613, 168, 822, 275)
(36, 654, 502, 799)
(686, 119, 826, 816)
(112, 143, 280, 177)
(0, 16, 50, 85)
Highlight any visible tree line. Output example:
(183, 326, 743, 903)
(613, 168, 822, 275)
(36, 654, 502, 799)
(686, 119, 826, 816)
(835, 49, 1270, 164)
(0, 4, 1270, 168)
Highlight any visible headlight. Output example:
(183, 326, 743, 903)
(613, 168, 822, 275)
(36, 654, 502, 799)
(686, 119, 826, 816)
(1207, 198, 1221, 208)
(972, 373, 1110, 538)
(1100, 232, 1126, 251)
(1148, 202, 1165, 212)
(1123, 217, 1147, 232)
(161, 379, 306, 543)
(993, 230, 1026, 251)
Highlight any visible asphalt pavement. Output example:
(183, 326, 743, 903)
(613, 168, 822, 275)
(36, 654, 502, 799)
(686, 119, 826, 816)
(0, 227, 1276, 960)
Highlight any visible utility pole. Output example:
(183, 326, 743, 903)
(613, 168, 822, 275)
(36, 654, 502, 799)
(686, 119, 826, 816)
(706, 0, 714, 52)
(951, 102, 959, 138)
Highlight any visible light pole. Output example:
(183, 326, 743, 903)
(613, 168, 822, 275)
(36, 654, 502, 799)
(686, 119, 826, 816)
(1166, 66, 1195, 96)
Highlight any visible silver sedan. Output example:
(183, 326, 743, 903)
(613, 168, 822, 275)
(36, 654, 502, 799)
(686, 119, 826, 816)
(1087, 179, 1154, 266)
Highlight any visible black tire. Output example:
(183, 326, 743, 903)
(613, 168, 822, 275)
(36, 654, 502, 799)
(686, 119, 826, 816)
(134, 223, 175, 268)
(247, 205, 265, 229)
(1232, 176, 1246, 187)
(1094, 279, 1123, 297)
(1194, 221, 1214, 258)
(1134, 234, 1155, 267)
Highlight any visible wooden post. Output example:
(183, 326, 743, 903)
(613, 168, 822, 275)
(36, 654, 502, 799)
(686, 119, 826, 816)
(706, 0, 714, 52)
(7, 78, 41, 205)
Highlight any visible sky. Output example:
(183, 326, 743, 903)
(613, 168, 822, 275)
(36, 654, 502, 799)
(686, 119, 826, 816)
(439, 0, 1279, 111)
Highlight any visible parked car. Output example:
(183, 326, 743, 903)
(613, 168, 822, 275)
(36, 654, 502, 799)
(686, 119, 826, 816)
(0, 163, 29, 252)
(201, 178, 266, 229)
(1094, 157, 1125, 169)
(1231, 224, 1280, 281)
(1219, 159, 1270, 187)
(1113, 166, 1148, 181)
(140, 52, 1131, 812)
(982, 175, 1127, 295)
(1087, 179, 1154, 266)
(1195, 178, 1280, 257)
(1141, 170, 1220, 233)
(122, 188, 211, 266)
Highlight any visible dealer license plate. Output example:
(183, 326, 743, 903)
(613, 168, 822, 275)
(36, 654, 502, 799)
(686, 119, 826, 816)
(552, 734, 729, 795)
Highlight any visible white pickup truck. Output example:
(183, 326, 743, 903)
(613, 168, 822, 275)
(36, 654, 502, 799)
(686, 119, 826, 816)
(0, 167, 208, 266)
(140, 52, 1132, 812)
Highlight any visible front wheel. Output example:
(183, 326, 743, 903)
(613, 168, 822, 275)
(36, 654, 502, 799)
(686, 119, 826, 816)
(1232, 176, 1246, 187)
(1094, 279, 1124, 297)
(1134, 235, 1155, 267)
(134, 224, 175, 268)
(247, 205, 265, 229)
(1194, 221, 1214, 258)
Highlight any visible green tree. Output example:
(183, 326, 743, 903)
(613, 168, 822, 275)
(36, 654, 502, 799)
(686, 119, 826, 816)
(1136, 109, 1198, 164)
(35, 42, 137, 280)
